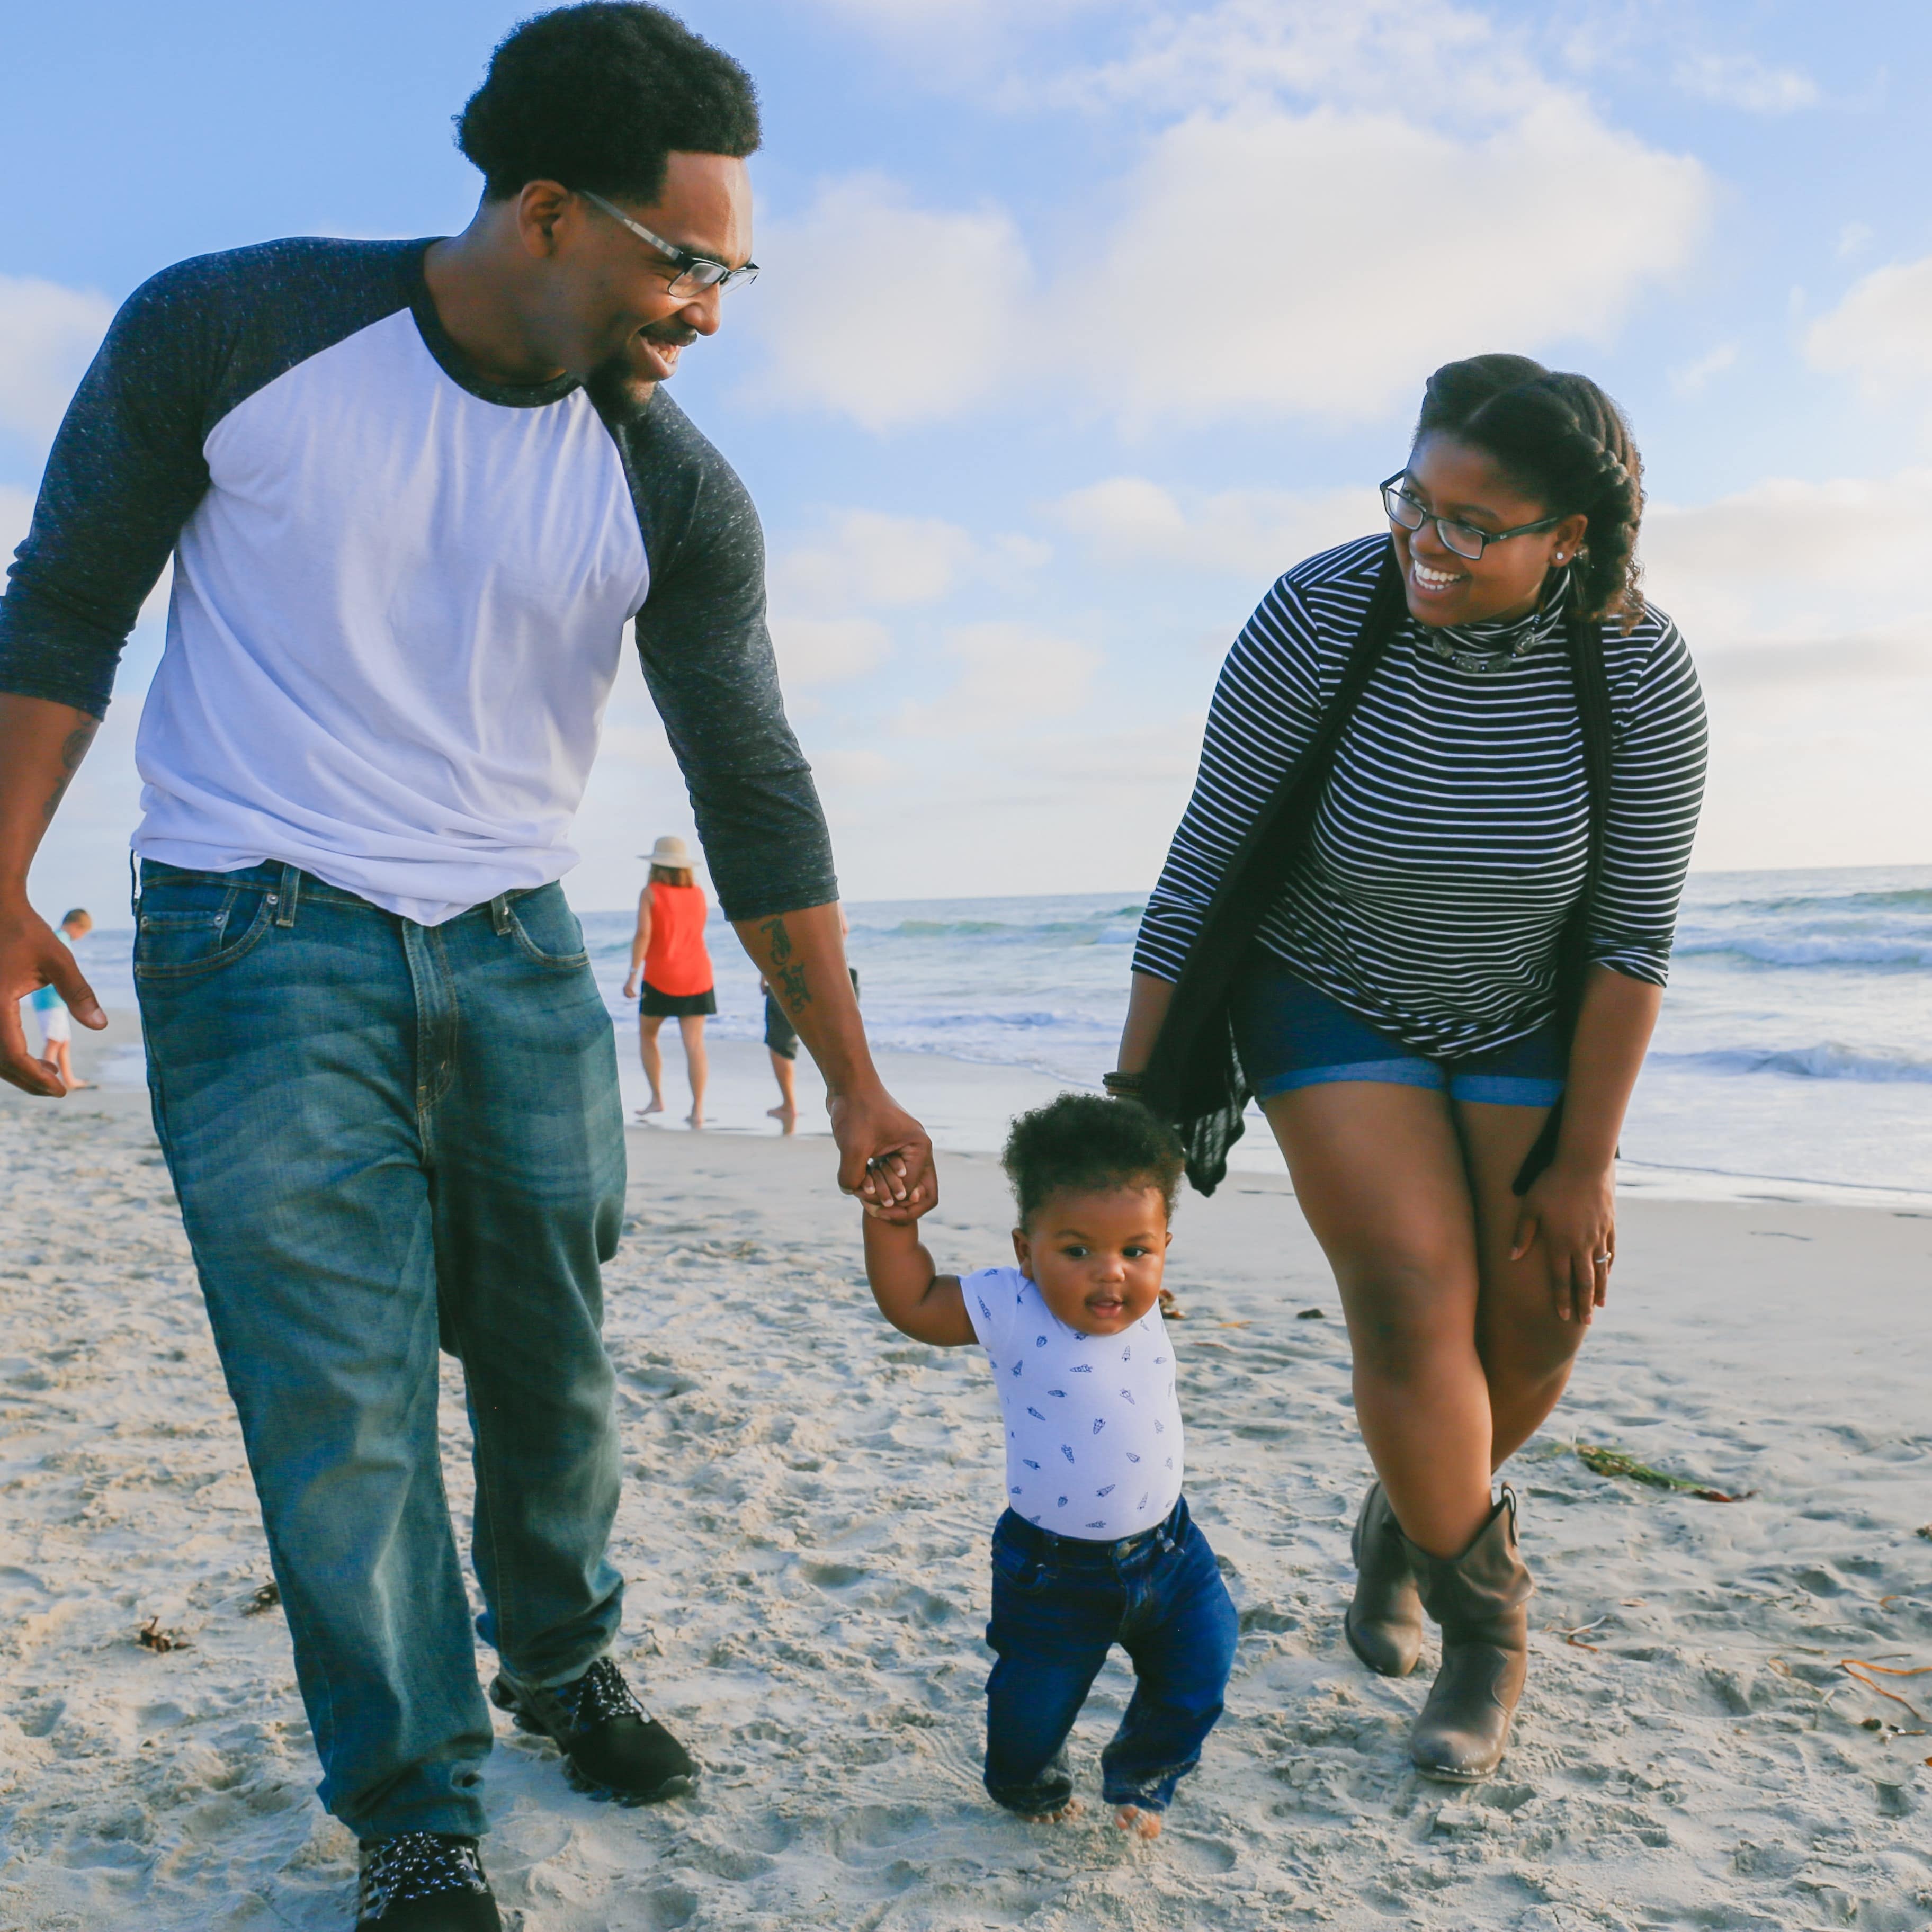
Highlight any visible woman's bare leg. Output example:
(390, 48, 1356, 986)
(637, 1016, 665, 1115)
(679, 1014, 708, 1127)
(1454, 1099, 1589, 1466)
(1262, 1083, 1493, 1559)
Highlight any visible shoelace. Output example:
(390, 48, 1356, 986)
(565, 1657, 649, 1731)
(357, 1833, 489, 1922)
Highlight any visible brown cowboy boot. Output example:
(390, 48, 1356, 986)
(1403, 1488, 1533, 1782)
(1344, 1480, 1423, 1677)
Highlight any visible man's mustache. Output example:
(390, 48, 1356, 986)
(640, 323, 698, 348)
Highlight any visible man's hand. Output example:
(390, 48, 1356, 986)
(1, 901, 106, 1096)
(830, 1083, 936, 1223)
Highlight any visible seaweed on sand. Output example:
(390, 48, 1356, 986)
(1574, 1442, 1754, 1504)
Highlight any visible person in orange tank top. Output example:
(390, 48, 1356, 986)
(622, 835, 716, 1127)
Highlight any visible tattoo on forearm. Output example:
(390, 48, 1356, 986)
(41, 724, 97, 824)
(758, 915, 812, 1015)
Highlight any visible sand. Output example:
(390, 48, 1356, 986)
(3, 1016, 1930, 1930)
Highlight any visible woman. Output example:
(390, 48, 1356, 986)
(622, 835, 716, 1128)
(1111, 355, 1706, 1782)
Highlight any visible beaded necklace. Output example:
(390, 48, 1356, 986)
(1413, 571, 1571, 675)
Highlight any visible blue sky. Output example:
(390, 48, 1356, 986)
(5, 0, 1930, 913)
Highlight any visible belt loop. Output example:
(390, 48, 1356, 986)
(274, 863, 301, 928)
(489, 893, 514, 936)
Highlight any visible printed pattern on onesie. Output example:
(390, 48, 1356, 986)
(961, 1266, 1184, 1541)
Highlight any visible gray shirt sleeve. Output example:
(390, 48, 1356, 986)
(606, 387, 837, 924)
(0, 239, 420, 718)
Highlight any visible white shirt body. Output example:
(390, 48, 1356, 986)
(962, 1265, 1184, 1542)
(133, 309, 651, 926)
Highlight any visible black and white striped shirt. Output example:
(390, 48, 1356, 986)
(1133, 535, 1709, 1058)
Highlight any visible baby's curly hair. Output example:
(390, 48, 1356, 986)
(1001, 1094, 1185, 1230)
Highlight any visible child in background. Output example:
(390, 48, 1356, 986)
(24, 908, 94, 1091)
(862, 1094, 1237, 1838)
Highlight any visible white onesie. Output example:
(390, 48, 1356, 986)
(962, 1266, 1184, 1542)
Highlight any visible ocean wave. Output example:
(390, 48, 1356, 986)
(1672, 935, 1932, 970)
(1697, 885, 1932, 920)
(1651, 1044, 1932, 1085)
(865, 909, 1143, 945)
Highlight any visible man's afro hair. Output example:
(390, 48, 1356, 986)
(1001, 1094, 1185, 1230)
(456, 3, 760, 205)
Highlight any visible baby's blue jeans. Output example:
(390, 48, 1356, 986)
(983, 1495, 1238, 1815)
(135, 860, 627, 1841)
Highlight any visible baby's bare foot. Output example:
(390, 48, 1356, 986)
(1113, 1805, 1162, 1840)
(1022, 1799, 1084, 1824)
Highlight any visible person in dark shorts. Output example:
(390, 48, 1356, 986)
(762, 902, 855, 1130)
(623, 836, 715, 1126)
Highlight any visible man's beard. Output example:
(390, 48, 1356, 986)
(591, 323, 697, 401)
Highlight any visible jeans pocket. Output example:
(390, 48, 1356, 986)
(505, 888, 589, 970)
(991, 1534, 1051, 1596)
(135, 883, 276, 982)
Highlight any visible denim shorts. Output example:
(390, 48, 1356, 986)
(1230, 961, 1566, 1108)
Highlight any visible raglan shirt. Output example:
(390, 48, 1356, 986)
(0, 238, 834, 926)
(962, 1265, 1184, 1541)
(1132, 535, 1709, 1058)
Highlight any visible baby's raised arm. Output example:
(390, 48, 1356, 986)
(862, 1213, 975, 1347)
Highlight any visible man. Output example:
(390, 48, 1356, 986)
(0, 8, 932, 1927)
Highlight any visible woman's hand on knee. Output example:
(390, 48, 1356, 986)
(1510, 1159, 1615, 1326)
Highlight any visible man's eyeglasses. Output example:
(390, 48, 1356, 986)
(1380, 472, 1561, 561)
(578, 189, 759, 297)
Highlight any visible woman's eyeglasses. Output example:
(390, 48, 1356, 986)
(578, 189, 760, 298)
(1380, 472, 1561, 561)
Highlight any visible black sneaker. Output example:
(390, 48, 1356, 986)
(490, 1657, 697, 1806)
(354, 1832, 499, 1930)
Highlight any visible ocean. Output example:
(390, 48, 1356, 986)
(58, 864, 1932, 1205)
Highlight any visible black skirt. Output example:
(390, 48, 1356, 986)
(639, 983, 717, 1018)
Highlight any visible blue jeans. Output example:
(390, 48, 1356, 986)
(983, 1496, 1238, 1815)
(134, 861, 627, 1840)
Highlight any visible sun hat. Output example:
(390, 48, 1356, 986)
(642, 836, 695, 870)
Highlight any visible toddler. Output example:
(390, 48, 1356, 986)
(862, 1093, 1237, 1838)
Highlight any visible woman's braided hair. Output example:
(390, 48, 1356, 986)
(1415, 353, 1646, 628)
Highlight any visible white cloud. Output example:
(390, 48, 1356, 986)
(1028, 0, 1537, 121)
(750, 4, 1708, 436)
(769, 614, 893, 686)
(898, 620, 1101, 734)
(764, 507, 1008, 688)
(741, 176, 1032, 431)
(1055, 100, 1708, 430)
(773, 509, 977, 610)
(0, 275, 114, 446)
(1670, 52, 1817, 114)
(1049, 475, 1377, 578)
(1641, 470, 1932, 725)
(1668, 342, 1738, 398)
(1804, 256, 1932, 399)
